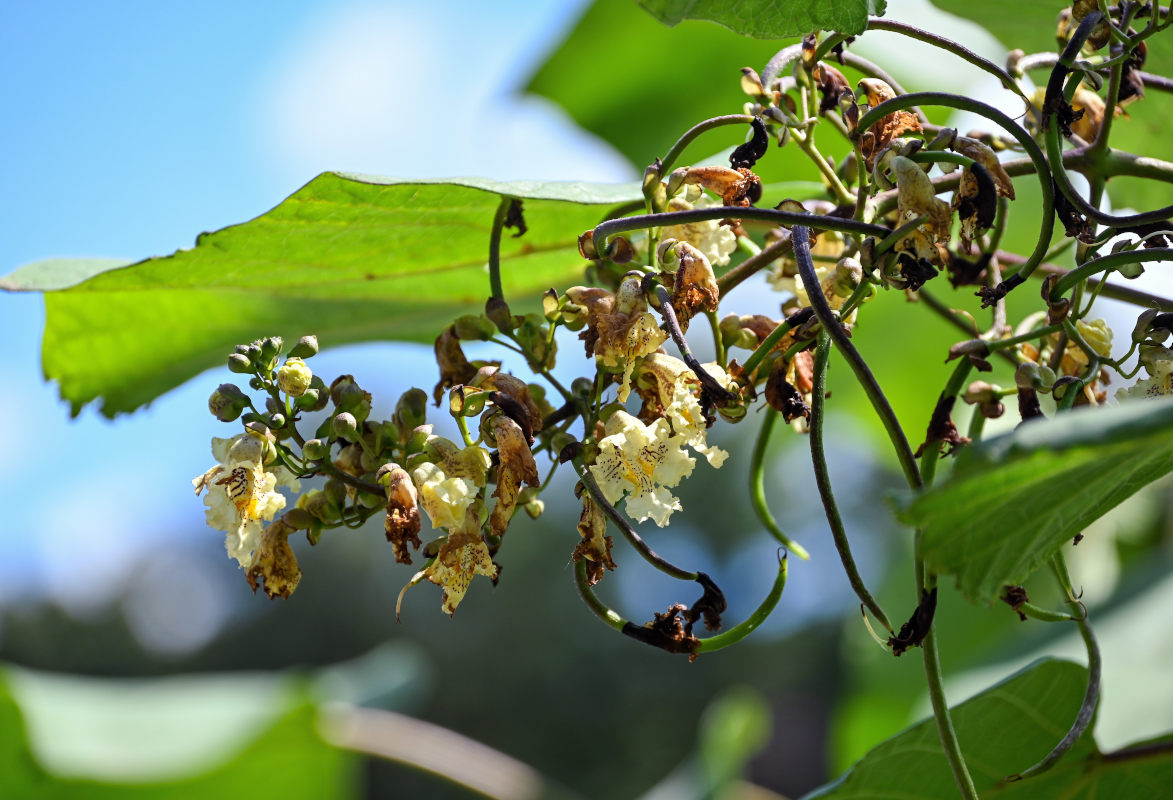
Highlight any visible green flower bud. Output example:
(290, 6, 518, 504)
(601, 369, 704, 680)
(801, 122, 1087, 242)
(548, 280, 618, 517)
(277, 358, 313, 397)
(524, 499, 545, 519)
(282, 507, 318, 530)
(357, 490, 383, 509)
(453, 314, 497, 341)
(323, 479, 347, 507)
(394, 387, 429, 431)
(269, 412, 286, 429)
(288, 334, 319, 358)
(228, 353, 253, 374)
(570, 377, 593, 399)
(333, 412, 359, 441)
(449, 386, 487, 417)
(831, 257, 864, 298)
(248, 377, 265, 390)
(208, 383, 249, 422)
(294, 388, 321, 410)
(405, 425, 433, 456)
(259, 335, 283, 360)
(656, 238, 680, 269)
(302, 438, 329, 461)
(541, 289, 560, 323)
(298, 489, 340, 524)
(1132, 309, 1160, 343)
(666, 168, 689, 198)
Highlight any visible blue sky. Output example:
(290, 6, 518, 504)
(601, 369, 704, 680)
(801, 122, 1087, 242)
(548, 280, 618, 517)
(0, 0, 635, 618)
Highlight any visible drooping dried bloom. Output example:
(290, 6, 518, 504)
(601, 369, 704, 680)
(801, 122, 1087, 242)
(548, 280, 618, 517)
(246, 516, 301, 599)
(857, 78, 922, 168)
(952, 163, 998, 252)
(591, 275, 668, 403)
(671, 241, 719, 332)
(381, 463, 422, 564)
(488, 414, 539, 538)
(951, 136, 1015, 200)
(433, 326, 477, 405)
(424, 526, 499, 616)
(572, 483, 615, 586)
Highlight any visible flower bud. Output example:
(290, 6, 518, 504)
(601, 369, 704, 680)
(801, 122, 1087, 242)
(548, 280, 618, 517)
(269, 412, 286, 429)
(831, 257, 863, 298)
(208, 383, 249, 422)
(405, 424, 433, 455)
(1015, 362, 1056, 392)
(282, 507, 318, 530)
(607, 236, 636, 264)
(485, 296, 514, 333)
(449, 386, 488, 418)
(332, 412, 359, 441)
(258, 336, 283, 366)
(394, 388, 429, 431)
(666, 168, 689, 198)
(228, 353, 253, 374)
(1132, 309, 1160, 343)
(656, 238, 680, 269)
(288, 335, 319, 358)
(299, 489, 340, 524)
(302, 438, 329, 461)
(453, 314, 496, 341)
(540, 290, 560, 323)
(277, 357, 313, 397)
(324, 479, 347, 508)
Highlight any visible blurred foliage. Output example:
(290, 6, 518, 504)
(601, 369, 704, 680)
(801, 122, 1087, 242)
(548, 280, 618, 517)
(636, 0, 885, 38)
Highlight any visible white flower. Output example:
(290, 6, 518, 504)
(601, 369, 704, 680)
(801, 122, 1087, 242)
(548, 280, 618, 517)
(665, 380, 729, 468)
(1116, 357, 1173, 401)
(192, 434, 299, 569)
(637, 353, 731, 468)
(590, 410, 695, 527)
(662, 195, 737, 267)
(411, 461, 478, 531)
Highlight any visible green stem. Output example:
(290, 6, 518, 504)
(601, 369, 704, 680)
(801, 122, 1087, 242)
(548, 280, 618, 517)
(660, 114, 754, 174)
(1050, 248, 1173, 298)
(750, 409, 811, 559)
(1008, 555, 1102, 781)
(906, 151, 975, 169)
(742, 314, 799, 377)
(487, 196, 511, 301)
(923, 616, 981, 800)
(792, 128, 855, 205)
(793, 225, 923, 489)
(694, 553, 789, 653)
(986, 323, 1065, 351)
(810, 329, 894, 631)
(573, 560, 625, 632)
(706, 309, 726, 366)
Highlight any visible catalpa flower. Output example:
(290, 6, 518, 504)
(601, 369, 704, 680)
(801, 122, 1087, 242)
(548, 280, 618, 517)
(637, 353, 729, 467)
(590, 410, 695, 527)
(425, 528, 499, 616)
(1117, 346, 1173, 401)
(592, 275, 668, 403)
(661, 193, 737, 267)
(192, 433, 299, 569)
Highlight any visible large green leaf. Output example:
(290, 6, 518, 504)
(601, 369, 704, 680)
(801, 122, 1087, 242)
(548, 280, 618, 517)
(526, 0, 804, 168)
(805, 658, 1173, 799)
(1, 174, 641, 417)
(0, 669, 355, 798)
(930, 0, 1173, 212)
(895, 400, 1173, 605)
(638, 0, 885, 39)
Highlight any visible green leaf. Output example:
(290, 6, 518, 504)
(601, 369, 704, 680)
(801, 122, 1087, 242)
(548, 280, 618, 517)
(1, 173, 641, 417)
(0, 668, 355, 798)
(895, 400, 1173, 605)
(929, 0, 1173, 213)
(526, 0, 805, 168)
(697, 686, 771, 793)
(806, 658, 1173, 799)
(638, 0, 885, 39)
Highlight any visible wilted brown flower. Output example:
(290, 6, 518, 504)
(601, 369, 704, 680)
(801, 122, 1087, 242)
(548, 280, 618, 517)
(858, 79, 922, 169)
(671, 241, 719, 332)
(572, 483, 616, 586)
(488, 414, 539, 538)
(247, 516, 301, 599)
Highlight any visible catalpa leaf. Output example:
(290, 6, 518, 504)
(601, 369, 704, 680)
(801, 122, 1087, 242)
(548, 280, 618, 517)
(2, 173, 643, 417)
(895, 400, 1173, 605)
(805, 657, 1173, 799)
(638, 0, 886, 39)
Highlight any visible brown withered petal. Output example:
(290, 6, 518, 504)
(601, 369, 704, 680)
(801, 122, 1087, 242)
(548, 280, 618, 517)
(1118, 41, 1147, 107)
(433, 326, 477, 406)
(952, 163, 998, 252)
(765, 357, 811, 423)
(897, 253, 939, 291)
(684, 165, 762, 207)
(481, 369, 544, 437)
(572, 484, 616, 586)
(946, 251, 989, 288)
(740, 314, 785, 345)
(671, 241, 720, 332)
(564, 286, 615, 357)
(858, 79, 922, 169)
(1071, 0, 1111, 51)
(503, 198, 527, 238)
(888, 587, 938, 656)
(1002, 585, 1030, 621)
(488, 415, 539, 539)
(729, 117, 769, 171)
(622, 603, 701, 659)
(684, 572, 726, 634)
(383, 464, 422, 565)
(1018, 387, 1045, 422)
(913, 394, 970, 458)
(951, 136, 1015, 199)
(247, 517, 302, 599)
(1052, 179, 1094, 242)
(791, 350, 815, 395)
(815, 63, 851, 116)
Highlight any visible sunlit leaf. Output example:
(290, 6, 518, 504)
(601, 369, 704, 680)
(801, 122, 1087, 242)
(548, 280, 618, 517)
(638, 0, 886, 39)
(1, 174, 642, 417)
(895, 400, 1173, 605)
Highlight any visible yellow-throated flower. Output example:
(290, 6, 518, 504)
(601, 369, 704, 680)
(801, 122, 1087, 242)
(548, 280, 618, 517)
(590, 410, 695, 527)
